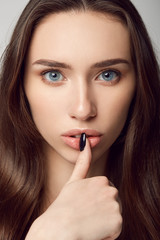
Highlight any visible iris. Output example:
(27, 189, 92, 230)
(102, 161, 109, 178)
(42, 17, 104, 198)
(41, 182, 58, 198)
(99, 70, 119, 82)
(43, 71, 63, 82)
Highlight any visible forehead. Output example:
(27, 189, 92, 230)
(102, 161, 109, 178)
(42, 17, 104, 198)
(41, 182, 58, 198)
(28, 11, 131, 64)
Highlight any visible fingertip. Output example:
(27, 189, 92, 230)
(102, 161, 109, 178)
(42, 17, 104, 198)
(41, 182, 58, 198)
(80, 133, 86, 151)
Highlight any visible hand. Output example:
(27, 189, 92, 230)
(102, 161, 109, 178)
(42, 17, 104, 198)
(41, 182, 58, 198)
(25, 139, 122, 240)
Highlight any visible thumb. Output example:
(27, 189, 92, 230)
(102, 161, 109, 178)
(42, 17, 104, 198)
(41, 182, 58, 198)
(68, 137, 91, 183)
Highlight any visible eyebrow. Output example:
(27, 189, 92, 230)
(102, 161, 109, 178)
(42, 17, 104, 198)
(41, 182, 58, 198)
(32, 59, 72, 69)
(91, 58, 130, 68)
(32, 58, 130, 69)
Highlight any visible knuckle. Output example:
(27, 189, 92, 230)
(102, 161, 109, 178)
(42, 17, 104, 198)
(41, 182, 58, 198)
(90, 176, 109, 187)
(107, 201, 121, 216)
(107, 186, 118, 198)
(117, 213, 123, 227)
(110, 214, 123, 239)
(97, 176, 109, 185)
(113, 201, 120, 212)
(115, 214, 123, 235)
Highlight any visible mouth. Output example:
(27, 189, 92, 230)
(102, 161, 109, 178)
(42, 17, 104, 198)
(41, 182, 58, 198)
(70, 135, 82, 138)
(61, 129, 102, 150)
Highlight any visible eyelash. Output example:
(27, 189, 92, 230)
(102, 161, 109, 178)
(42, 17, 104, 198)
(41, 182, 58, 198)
(96, 69, 121, 85)
(40, 68, 121, 85)
(41, 69, 66, 85)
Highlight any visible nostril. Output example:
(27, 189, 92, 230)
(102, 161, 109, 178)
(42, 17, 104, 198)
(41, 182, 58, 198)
(68, 90, 97, 120)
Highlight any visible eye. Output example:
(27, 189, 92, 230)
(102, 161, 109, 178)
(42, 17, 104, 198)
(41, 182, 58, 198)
(42, 70, 63, 82)
(98, 70, 120, 83)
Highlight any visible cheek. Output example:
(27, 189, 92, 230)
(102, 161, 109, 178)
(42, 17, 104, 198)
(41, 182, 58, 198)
(28, 96, 58, 124)
(99, 83, 135, 137)
(111, 92, 133, 121)
(25, 86, 69, 136)
(111, 99, 131, 133)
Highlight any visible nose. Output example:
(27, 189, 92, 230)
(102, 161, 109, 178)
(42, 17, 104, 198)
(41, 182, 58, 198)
(69, 82, 97, 121)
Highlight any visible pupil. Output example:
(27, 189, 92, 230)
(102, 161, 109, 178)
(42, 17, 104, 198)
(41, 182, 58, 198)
(105, 72, 110, 78)
(52, 73, 57, 78)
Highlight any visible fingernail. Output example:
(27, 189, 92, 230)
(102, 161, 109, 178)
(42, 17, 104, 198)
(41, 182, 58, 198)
(80, 133, 86, 151)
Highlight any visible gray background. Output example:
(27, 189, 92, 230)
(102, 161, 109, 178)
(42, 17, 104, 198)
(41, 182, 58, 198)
(0, 0, 160, 63)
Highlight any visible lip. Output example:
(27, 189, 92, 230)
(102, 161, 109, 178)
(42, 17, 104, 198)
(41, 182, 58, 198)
(61, 129, 102, 150)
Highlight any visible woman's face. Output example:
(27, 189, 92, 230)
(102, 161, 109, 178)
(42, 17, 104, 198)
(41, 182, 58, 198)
(24, 11, 135, 163)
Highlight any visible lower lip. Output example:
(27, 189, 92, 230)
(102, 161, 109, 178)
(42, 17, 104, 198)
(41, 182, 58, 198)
(61, 136, 101, 150)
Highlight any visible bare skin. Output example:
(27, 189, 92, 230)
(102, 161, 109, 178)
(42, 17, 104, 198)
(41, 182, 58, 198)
(25, 139, 122, 240)
(24, 10, 135, 239)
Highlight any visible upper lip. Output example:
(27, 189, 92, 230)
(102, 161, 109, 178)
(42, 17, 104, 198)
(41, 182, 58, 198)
(62, 129, 102, 137)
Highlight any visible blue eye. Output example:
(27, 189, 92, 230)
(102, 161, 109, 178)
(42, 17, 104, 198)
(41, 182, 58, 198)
(98, 70, 120, 82)
(43, 70, 63, 82)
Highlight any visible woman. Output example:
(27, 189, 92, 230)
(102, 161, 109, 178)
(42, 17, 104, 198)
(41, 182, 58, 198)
(0, 0, 160, 239)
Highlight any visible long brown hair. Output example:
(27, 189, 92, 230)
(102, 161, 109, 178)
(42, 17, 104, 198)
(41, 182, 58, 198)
(0, 0, 160, 239)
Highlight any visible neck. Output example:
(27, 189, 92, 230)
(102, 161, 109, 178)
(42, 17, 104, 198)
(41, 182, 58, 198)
(43, 144, 108, 210)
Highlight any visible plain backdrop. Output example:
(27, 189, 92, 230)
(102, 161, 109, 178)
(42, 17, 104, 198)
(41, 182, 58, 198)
(0, 0, 160, 63)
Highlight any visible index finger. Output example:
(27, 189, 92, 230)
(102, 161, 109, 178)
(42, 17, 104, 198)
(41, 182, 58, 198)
(67, 138, 91, 183)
